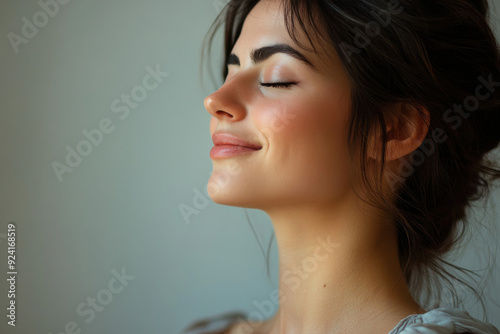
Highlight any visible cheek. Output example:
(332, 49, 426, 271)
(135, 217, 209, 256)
(257, 103, 297, 138)
(258, 97, 350, 164)
(255, 92, 352, 199)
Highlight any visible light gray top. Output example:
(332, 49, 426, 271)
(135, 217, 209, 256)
(183, 308, 499, 334)
(388, 308, 499, 334)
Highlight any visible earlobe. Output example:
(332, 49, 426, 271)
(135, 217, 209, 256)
(368, 103, 430, 162)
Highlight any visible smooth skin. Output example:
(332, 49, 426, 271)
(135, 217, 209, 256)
(204, 1, 429, 333)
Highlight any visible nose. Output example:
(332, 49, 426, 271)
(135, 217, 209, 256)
(204, 79, 246, 122)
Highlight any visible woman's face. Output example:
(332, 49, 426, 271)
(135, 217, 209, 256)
(204, 0, 353, 210)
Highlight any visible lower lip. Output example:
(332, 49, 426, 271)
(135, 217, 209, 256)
(210, 145, 261, 159)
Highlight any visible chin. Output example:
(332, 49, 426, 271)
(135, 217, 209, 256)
(208, 188, 249, 208)
(207, 179, 260, 209)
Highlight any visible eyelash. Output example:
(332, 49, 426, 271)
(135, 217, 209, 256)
(259, 82, 297, 89)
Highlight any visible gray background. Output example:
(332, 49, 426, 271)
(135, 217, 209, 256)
(0, 0, 498, 333)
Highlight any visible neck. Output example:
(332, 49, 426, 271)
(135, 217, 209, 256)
(259, 190, 424, 334)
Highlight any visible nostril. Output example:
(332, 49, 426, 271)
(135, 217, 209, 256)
(216, 110, 234, 118)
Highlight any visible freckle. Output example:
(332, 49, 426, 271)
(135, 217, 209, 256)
(323, 284, 326, 288)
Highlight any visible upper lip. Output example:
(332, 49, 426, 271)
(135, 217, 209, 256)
(212, 132, 262, 150)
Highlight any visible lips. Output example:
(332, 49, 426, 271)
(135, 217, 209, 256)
(211, 132, 262, 150)
(210, 132, 262, 159)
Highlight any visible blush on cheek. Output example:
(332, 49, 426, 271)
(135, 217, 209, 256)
(257, 104, 301, 137)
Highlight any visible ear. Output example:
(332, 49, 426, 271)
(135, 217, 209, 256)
(368, 103, 430, 161)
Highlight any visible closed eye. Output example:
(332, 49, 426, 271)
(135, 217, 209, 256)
(259, 82, 297, 89)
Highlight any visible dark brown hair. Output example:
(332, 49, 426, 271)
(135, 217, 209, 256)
(189, 0, 500, 331)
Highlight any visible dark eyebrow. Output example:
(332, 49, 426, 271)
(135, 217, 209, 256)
(227, 43, 317, 71)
